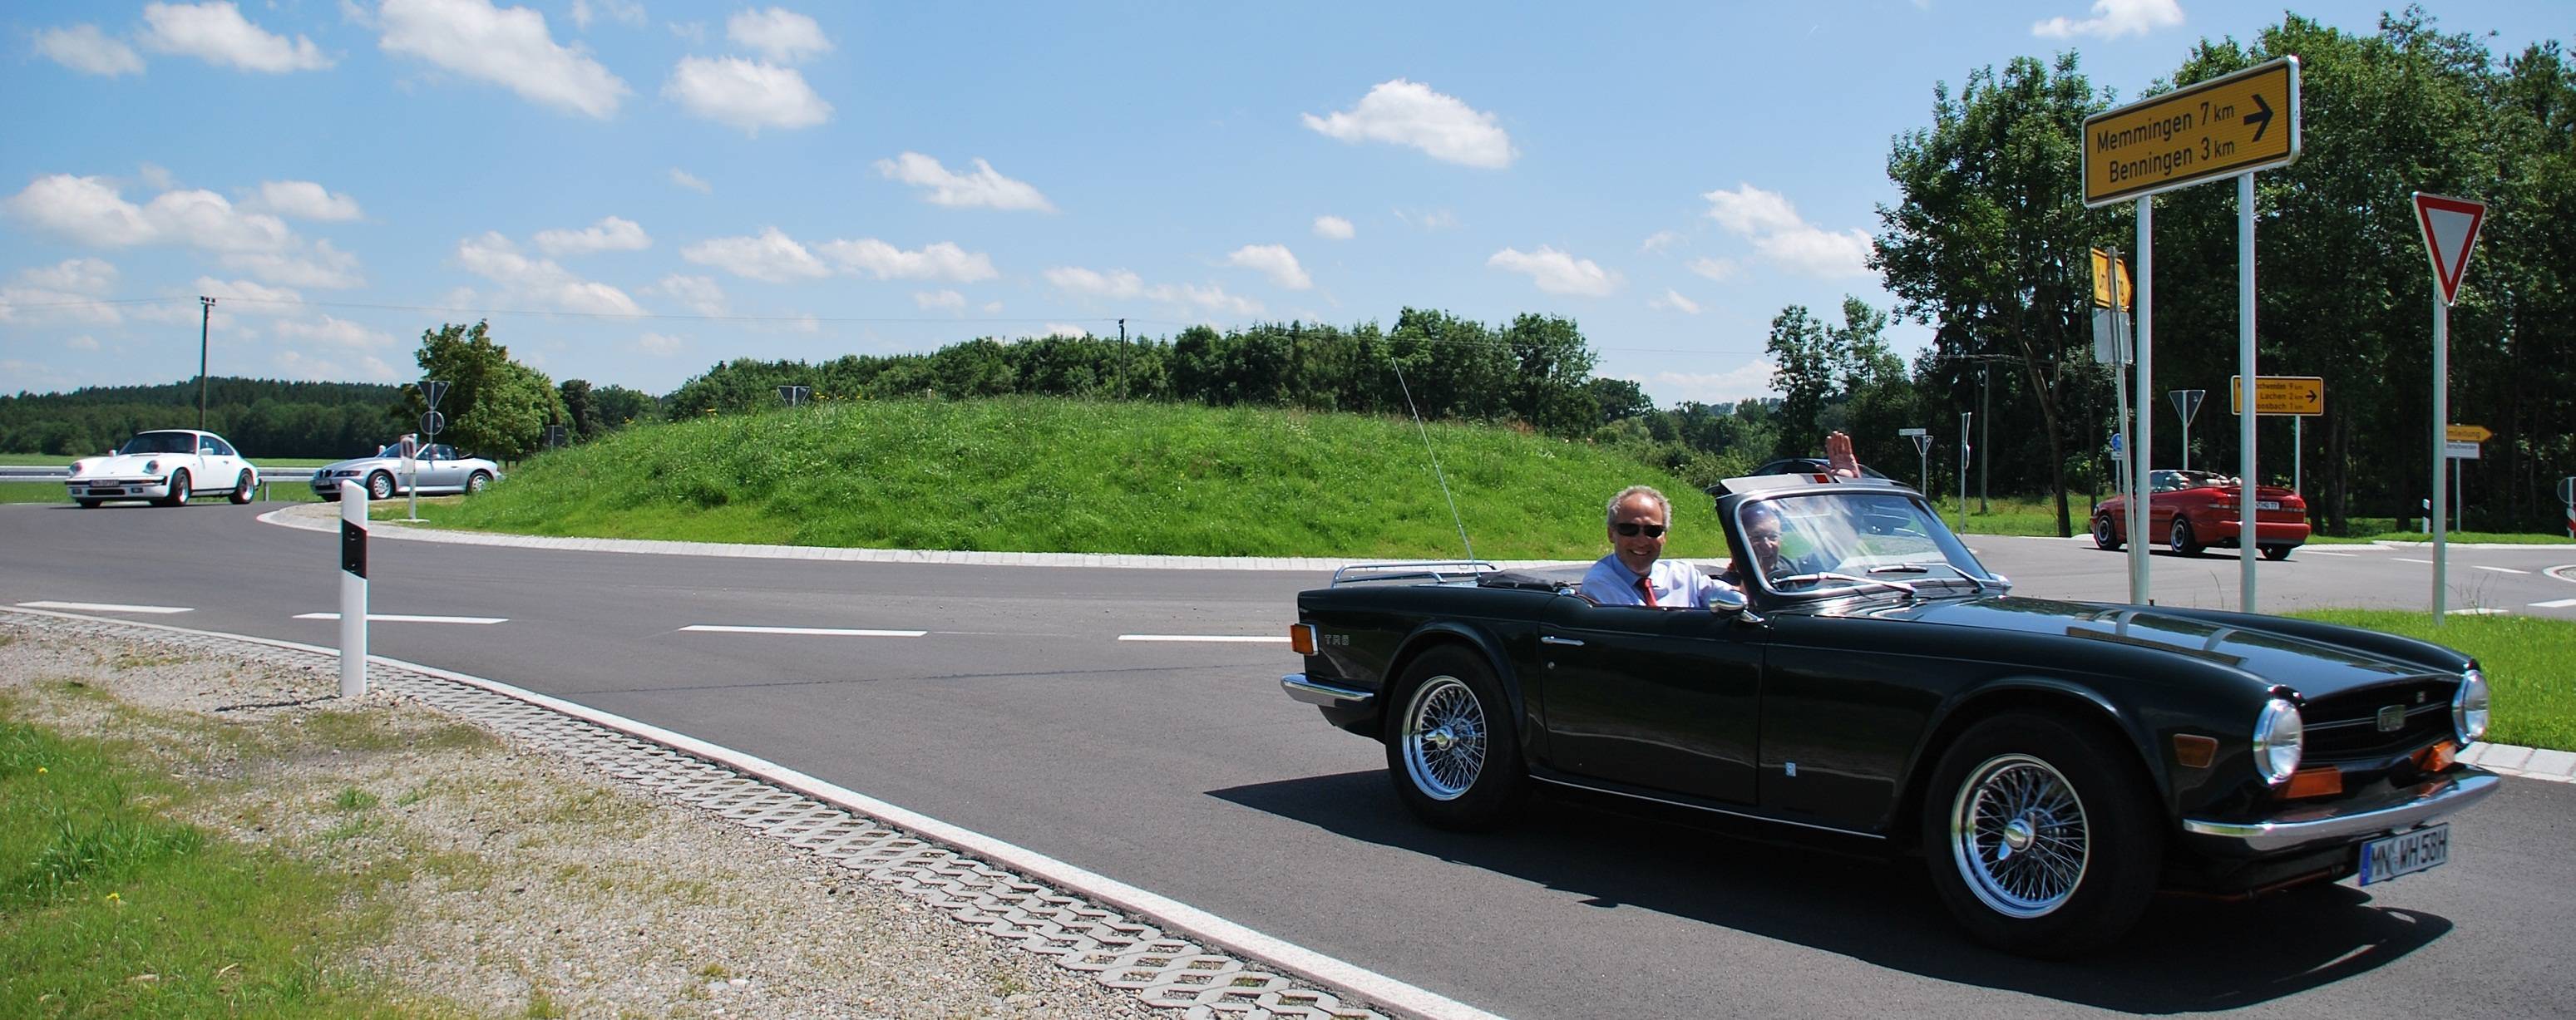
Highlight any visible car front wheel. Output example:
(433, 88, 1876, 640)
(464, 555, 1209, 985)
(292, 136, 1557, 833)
(75, 499, 101, 509)
(466, 471, 492, 495)
(2262, 544, 2293, 561)
(367, 471, 395, 500)
(159, 469, 191, 507)
(2091, 514, 2120, 550)
(229, 471, 254, 504)
(2169, 517, 2201, 555)
(1384, 647, 1527, 830)
(1922, 712, 2161, 958)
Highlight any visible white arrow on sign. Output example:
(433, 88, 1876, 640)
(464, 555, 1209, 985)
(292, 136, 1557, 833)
(2414, 193, 2486, 306)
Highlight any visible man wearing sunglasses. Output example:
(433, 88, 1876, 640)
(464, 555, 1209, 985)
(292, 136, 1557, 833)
(1579, 485, 1740, 608)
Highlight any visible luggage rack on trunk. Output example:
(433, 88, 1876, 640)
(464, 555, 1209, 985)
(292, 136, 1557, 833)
(1328, 560, 1500, 587)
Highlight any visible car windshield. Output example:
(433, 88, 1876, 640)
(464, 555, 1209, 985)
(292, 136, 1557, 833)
(1733, 490, 1998, 597)
(2150, 470, 2235, 492)
(116, 432, 195, 456)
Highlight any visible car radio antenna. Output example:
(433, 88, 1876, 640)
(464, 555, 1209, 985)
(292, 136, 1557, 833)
(1389, 355, 1475, 563)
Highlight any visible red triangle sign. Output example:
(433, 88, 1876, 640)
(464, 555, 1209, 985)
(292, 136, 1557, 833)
(2414, 192, 2486, 306)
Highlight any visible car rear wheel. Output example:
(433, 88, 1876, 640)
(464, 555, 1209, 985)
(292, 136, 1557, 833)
(366, 471, 395, 501)
(2262, 544, 2293, 561)
(159, 469, 191, 507)
(2169, 517, 2202, 555)
(466, 471, 492, 495)
(1384, 647, 1526, 830)
(1922, 712, 2161, 958)
(228, 471, 254, 504)
(2091, 514, 2121, 550)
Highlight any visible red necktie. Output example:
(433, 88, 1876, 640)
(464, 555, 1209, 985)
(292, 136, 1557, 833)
(1636, 576, 1659, 607)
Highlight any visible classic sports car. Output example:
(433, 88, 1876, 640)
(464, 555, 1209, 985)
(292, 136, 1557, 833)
(2092, 469, 2310, 559)
(311, 442, 502, 501)
(64, 429, 259, 508)
(1281, 475, 2495, 956)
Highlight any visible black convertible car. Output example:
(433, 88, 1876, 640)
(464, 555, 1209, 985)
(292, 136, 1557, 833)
(1279, 475, 2496, 956)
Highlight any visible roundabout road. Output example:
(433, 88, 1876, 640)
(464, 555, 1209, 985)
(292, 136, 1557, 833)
(3, 501, 2572, 1019)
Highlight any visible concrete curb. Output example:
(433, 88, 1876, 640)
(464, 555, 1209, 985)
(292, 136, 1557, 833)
(2460, 742, 2576, 783)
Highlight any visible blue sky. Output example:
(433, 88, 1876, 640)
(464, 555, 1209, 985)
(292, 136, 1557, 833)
(2, 1, 2560, 405)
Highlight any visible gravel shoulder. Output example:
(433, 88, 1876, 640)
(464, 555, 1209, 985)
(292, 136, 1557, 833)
(0, 621, 1157, 1019)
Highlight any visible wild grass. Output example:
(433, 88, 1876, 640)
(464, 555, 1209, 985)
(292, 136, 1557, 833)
(412, 397, 1738, 560)
(2286, 610, 2576, 751)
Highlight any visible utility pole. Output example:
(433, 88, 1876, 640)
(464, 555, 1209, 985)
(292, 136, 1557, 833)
(1117, 318, 1128, 397)
(1978, 362, 1991, 513)
(197, 296, 217, 430)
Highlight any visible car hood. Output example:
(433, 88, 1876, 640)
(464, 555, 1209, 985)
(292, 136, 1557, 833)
(72, 452, 190, 476)
(1895, 596, 2430, 697)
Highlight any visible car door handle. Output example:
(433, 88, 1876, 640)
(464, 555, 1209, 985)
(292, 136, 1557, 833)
(1539, 636, 1585, 647)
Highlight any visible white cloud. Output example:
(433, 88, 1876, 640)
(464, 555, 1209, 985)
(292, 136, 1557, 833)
(1686, 257, 1740, 282)
(68, 335, 102, 350)
(1043, 266, 1143, 299)
(569, 0, 644, 30)
(274, 314, 397, 347)
(1650, 289, 1702, 315)
(136, 163, 177, 190)
(3, 175, 156, 247)
(224, 240, 365, 288)
(1, 175, 363, 289)
(247, 180, 363, 221)
(1652, 362, 1778, 404)
(36, 24, 146, 76)
(727, 7, 832, 63)
(1700, 182, 1875, 279)
(141, 2, 333, 72)
(1486, 246, 1620, 297)
(668, 167, 712, 193)
(817, 239, 998, 282)
(1640, 230, 1683, 254)
(192, 277, 303, 310)
(647, 273, 727, 315)
(1037, 323, 1088, 339)
(874, 153, 1054, 211)
(1226, 244, 1311, 290)
(23, 258, 121, 295)
(914, 289, 965, 311)
(1043, 267, 1261, 315)
(667, 20, 706, 44)
(379, 0, 630, 119)
(681, 226, 830, 283)
(1302, 79, 1516, 169)
(1393, 207, 1457, 230)
(635, 332, 684, 355)
(272, 347, 399, 382)
(1312, 215, 1354, 240)
(664, 56, 831, 133)
(456, 232, 640, 314)
(0, 259, 123, 326)
(2033, 0, 2185, 39)
(535, 215, 650, 255)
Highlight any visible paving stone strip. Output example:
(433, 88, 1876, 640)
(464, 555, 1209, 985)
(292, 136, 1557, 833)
(1, 608, 1397, 1020)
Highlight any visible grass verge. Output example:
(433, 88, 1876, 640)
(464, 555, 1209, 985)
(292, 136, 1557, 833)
(2285, 610, 2576, 751)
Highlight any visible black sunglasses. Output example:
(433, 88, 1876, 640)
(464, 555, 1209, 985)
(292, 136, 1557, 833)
(1613, 522, 1667, 538)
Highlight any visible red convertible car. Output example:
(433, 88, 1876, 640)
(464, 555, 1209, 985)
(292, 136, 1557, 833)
(2093, 470, 2310, 559)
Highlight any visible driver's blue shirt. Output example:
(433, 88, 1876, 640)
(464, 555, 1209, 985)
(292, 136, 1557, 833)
(1579, 554, 1736, 609)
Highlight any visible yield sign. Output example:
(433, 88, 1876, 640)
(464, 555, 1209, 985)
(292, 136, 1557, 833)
(2413, 193, 2486, 306)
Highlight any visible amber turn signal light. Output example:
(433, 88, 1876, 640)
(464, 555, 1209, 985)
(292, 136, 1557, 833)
(2414, 740, 2458, 771)
(2283, 766, 2344, 799)
(1289, 623, 1317, 655)
(2171, 734, 2218, 769)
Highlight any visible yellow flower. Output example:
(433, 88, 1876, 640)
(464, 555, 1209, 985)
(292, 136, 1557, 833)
(35, 766, 46, 774)
(105, 892, 121, 902)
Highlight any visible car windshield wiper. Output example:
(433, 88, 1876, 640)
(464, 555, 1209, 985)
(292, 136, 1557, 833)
(1774, 572, 1917, 599)
(1867, 564, 1931, 574)
(1873, 560, 2007, 594)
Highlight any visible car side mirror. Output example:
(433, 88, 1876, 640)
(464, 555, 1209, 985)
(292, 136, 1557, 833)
(1708, 586, 1749, 613)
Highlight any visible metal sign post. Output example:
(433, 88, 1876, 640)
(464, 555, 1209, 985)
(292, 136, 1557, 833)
(1957, 413, 1972, 535)
(2559, 476, 2574, 539)
(2415, 192, 2487, 621)
(2236, 172, 2260, 610)
(777, 385, 811, 407)
(2169, 389, 2205, 471)
(339, 489, 368, 697)
(1901, 427, 1932, 493)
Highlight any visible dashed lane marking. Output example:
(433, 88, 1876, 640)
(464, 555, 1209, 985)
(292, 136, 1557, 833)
(679, 624, 927, 637)
(2395, 558, 2435, 564)
(2530, 599, 2576, 609)
(17, 600, 192, 614)
(294, 613, 509, 624)
(2471, 565, 2532, 574)
(1118, 634, 1292, 643)
(2300, 549, 2356, 557)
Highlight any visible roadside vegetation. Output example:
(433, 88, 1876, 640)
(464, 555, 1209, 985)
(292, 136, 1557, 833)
(2284, 611, 2576, 751)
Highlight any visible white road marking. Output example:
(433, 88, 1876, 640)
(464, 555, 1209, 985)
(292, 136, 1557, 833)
(17, 600, 191, 614)
(2300, 549, 2356, 557)
(294, 613, 508, 624)
(2394, 558, 2435, 564)
(2471, 565, 2531, 574)
(2530, 599, 2576, 609)
(680, 624, 926, 637)
(2445, 608, 2512, 616)
(1118, 634, 1292, 643)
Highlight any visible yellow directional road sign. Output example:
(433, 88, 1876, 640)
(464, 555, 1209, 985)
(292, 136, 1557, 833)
(2090, 248, 2133, 309)
(2447, 424, 2492, 443)
(2229, 375, 2324, 416)
(2084, 57, 2300, 207)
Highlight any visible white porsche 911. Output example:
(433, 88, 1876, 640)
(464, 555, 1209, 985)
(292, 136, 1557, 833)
(64, 430, 259, 508)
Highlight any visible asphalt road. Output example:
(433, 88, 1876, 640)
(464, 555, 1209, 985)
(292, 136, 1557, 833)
(4, 500, 2573, 1019)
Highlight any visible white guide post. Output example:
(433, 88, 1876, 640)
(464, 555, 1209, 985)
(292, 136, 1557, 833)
(2238, 173, 2259, 610)
(339, 489, 368, 697)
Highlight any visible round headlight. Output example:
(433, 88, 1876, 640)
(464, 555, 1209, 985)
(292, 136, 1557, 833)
(2453, 668, 2490, 744)
(145, 459, 161, 473)
(2253, 698, 2303, 784)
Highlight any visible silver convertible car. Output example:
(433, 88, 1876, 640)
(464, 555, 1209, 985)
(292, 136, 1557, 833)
(312, 442, 503, 500)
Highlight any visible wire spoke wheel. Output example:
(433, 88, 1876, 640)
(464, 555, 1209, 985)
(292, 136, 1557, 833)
(1401, 676, 1488, 801)
(1951, 753, 2090, 919)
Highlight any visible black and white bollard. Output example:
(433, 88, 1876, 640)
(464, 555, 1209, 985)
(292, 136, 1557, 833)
(339, 487, 368, 697)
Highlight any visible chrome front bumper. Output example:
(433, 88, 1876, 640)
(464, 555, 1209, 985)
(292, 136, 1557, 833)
(2183, 769, 2500, 853)
(1280, 673, 1374, 710)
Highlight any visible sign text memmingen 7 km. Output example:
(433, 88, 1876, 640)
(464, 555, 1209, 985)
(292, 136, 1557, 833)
(2083, 57, 2300, 208)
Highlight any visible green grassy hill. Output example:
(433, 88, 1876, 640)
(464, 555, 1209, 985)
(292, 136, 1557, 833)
(418, 397, 1725, 559)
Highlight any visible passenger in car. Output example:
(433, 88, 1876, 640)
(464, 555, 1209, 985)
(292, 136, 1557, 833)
(1579, 485, 1741, 609)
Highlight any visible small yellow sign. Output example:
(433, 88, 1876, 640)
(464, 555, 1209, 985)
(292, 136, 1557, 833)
(2229, 375, 2324, 416)
(2084, 58, 2300, 207)
(2090, 249, 2133, 310)
(2446, 424, 2492, 443)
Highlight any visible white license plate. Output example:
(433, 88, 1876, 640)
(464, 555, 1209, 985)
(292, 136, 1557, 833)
(2258, 500, 2282, 510)
(2358, 824, 2449, 884)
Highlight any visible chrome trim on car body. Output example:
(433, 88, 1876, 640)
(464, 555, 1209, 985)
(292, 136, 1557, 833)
(1530, 775, 1888, 839)
(2182, 770, 2500, 853)
(1281, 673, 1374, 709)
